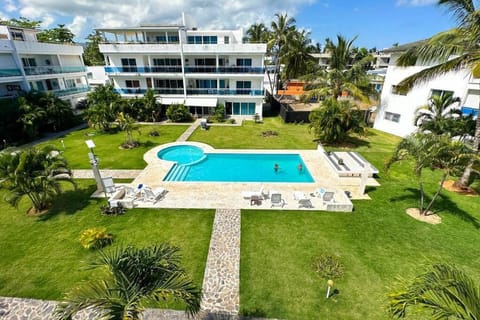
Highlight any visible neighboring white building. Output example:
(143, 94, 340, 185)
(0, 25, 89, 106)
(374, 43, 479, 137)
(97, 15, 267, 119)
(86, 66, 109, 87)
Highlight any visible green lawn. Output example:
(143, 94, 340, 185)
(0, 180, 214, 307)
(189, 117, 317, 149)
(2, 119, 479, 319)
(240, 130, 480, 319)
(39, 124, 188, 169)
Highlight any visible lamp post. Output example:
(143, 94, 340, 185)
(85, 139, 105, 195)
(326, 279, 334, 298)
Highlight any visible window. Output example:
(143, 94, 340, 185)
(236, 58, 252, 66)
(391, 85, 406, 95)
(384, 112, 401, 123)
(125, 80, 140, 88)
(121, 58, 137, 72)
(196, 79, 217, 88)
(65, 79, 76, 88)
(187, 35, 217, 44)
(156, 35, 167, 43)
(167, 35, 179, 43)
(430, 89, 454, 98)
(232, 102, 255, 115)
(224, 36, 229, 44)
(154, 79, 183, 88)
(22, 58, 37, 67)
(236, 81, 251, 94)
(10, 30, 24, 41)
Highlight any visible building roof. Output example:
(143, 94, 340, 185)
(381, 39, 427, 53)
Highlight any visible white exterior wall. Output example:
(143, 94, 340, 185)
(374, 64, 471, 137)
(0, 53, 16, 68)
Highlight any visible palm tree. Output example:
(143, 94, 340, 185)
(17, 94, 47, 139)
(40, 92, 75, 132)
(302, 35, 375, 103)
(395, 0, 480, 188)
(85, 84, 122, 132)
(270, 13, 296, 94)
(415, 92, 461, 134)
(245, 23, 269, 43)
(388, 263, 480, 319)
(308, 97, 365, 144)
(282, 29, 316, 79)
(54, 244, 201, 319)
(0, 145, 76, 214)
(386, 133, 477, 215)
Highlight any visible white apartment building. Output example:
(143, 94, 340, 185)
(0, 25, 89, 106)
(97, 16, 267, 119)
(374, 44, 479, 137)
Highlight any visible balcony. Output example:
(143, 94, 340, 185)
(114, 87, 264, 96)
(187, 88, 264, 96)
(105, 66, 182, 73)
(105, 66, 265, 74)
(186, 66, 265, 74)
(24, 66, 87, 76)
(0, 68, 22, 77)
(53, 86, 90, 97)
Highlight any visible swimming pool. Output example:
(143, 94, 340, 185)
(158, 145, 314, 183)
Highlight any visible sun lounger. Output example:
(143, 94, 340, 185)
(294, 191, 314, 208)
(141, 186, 167, 203)
(322, 191, 335, 204)
(242, 186, 269, 200)
(270, 193, 286, 208)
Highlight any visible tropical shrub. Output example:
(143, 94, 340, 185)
(166, 104, 192, 122)
(0, 145, 76, 214)
(84, 84, 122, 132)
(79, 227, 113, 249)
(214, 103, 226, 122)
(309, 97, 365, 144)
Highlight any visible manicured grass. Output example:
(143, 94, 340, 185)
(39, 124, 188, 169)
(240, 131, 480, 319)
(189, 116, 317, 149)
(0, 180, 214, 306)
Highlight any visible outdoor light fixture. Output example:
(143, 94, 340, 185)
(85, 139, 105, 197)
(85, 139, 96, 150)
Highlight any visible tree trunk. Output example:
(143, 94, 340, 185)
(455, 111, 480, 188)
(418, 178, 425, 214)
(423, 173, 447, 215)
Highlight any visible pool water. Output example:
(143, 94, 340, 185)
(159, 145, 314, 183)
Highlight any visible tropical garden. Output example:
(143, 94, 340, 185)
(0, 4, 479, 319)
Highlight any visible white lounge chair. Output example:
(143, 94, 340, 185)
(121, 185, 142, 199)
(270, 193, 286, 208)
(294, 191, 313, 208)
(322, 191, 335, 205)
(102, 177, 116, 195)
(242, 186, 269, 200)
(141, 186, 167, 203)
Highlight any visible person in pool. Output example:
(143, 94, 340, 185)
(274, 163, 279, 172)
(297, 163, 303, 172)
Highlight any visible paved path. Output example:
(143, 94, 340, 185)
(176, 119, 201, 142)
(201, 209, 241, 315)
(72, 169, 142, 179)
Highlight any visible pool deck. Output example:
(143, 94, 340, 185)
(116, 142, 379, 211)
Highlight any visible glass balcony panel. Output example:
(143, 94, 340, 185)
(0, 69, 22, 77)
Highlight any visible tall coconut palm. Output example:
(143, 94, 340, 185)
(245, 23, 269, 43)
(270, 13, 296, 94)
(282, 29, 316, 79)
(388, 263, 480, 319)
(395, 0, 480, 188)
(302, 35, 375, 103)
(386, 133, 477, 215)
(54, 244, 201, 319)
(0, 145, 76, 214)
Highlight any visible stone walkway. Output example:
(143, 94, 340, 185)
(177, 119, 202, 142)
(201, 209, 241, 315)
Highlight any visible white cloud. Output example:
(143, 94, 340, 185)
(15, 0, 314, 39)
(396, 0, 437, 6)
(5, 0, 18, 12)
(40, 14, 55, 28)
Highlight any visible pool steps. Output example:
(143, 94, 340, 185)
(164, 164, 190, 181)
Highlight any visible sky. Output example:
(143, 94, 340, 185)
(1, 0, 456, 49)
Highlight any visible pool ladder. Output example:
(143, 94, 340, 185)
(164, 164, 190, 181)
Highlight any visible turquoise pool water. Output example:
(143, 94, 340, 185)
(158, 145, 314, 183)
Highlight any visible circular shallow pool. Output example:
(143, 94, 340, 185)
(157, 145, 204, 165)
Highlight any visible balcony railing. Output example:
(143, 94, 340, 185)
(105, 66, 265, 74)
(0, 68, 22, 77)
(115, 88, 264, 96)
(53, 86, 90, 97)
(24, 66, 87, 76)
(187, 88, 264, 96)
